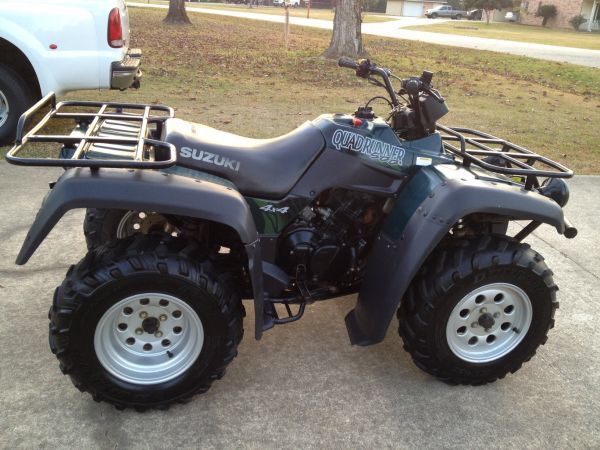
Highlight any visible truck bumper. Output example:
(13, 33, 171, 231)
(111, 48, 142, 90)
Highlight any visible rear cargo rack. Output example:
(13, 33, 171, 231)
(6, 92, 177, 169)
(437, 125, 573, 190)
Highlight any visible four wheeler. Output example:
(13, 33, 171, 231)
(7, 58, 576, 411)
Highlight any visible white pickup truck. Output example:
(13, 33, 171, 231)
(0, 0, 142, 144)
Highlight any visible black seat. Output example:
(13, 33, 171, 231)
(163, 118, 325, 199)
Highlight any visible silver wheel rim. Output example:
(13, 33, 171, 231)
(94, 293, 204, 385)
(446, 283, 532, 363)
(116, 211, 179, 239)
(0, 90, 9, 128)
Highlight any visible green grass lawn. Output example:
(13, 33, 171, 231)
(135, 0, 396, 22)
(406, 21, 600, 50)
(2, 8, 599, 173)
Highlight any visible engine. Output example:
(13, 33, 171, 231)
(277, 189, 384, 293)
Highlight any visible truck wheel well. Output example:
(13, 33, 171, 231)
(0, 38, 41, 99)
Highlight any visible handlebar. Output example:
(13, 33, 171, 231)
(338, 57, 444, 107)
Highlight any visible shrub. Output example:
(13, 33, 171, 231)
(535, 4, 557, 26)
(569, 14, 587, 30)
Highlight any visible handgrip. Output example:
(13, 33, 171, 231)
(563, 216, 578, 239)
(338, 57, 359, 69)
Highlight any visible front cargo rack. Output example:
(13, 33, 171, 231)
(6, 92, 177, 169)
(437, 124, 573, 190)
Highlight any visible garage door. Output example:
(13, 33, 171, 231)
(403, 1, 423, 16)
(386, 0, 403, 15)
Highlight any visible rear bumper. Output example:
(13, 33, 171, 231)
(111, 48, 142, 90)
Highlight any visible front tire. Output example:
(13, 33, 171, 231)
(49, 235, 244, 410)
(398, 236, 558, 385)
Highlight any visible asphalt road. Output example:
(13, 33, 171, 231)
(127, 2, 600, 68)
(0, 162, 598, 448)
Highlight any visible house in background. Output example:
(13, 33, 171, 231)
(520, 0, 599, 30)
(386, 0, 447, 17)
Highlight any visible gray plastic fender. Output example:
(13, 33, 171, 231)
(345, 164, 568, 346)
(17, 168, 266, 339)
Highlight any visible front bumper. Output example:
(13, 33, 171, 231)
(111, 48, 142, 90)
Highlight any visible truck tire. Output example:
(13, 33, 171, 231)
(430, 12, 438, 18)
(49, 235, 244, 411)
(398, 235, 558, 385)
(455, 14, 462, 19)
(0, 64, 35, 145)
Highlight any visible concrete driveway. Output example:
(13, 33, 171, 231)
(128, 2, 600, 68)
(0, 161, 598, 448)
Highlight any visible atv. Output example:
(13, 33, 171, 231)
(7, 58, 577, 411)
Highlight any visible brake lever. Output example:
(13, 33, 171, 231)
(367, 76, 386, 90)
(422, 85, 445, 103)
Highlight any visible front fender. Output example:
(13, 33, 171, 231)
(18, 168, 266, 339)
(345, 164, 568, 345)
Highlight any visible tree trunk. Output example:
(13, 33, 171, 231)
(164, 0, 191, 24)
(484, 8, 491, 24)
(322, 0, 364, 59)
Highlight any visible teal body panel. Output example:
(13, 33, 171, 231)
(312, 114, 452, 175)
(346, 162, 568, 345)
(383, 166, 443, 240)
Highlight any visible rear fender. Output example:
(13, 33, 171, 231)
(17, 168, 266, 339)
(345, 164, 568, 345)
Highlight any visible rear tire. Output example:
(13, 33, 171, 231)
(398, 236, 558, 385)
(0, 64, 36, 145)
(84, 208, 176, 251)
(49, 235, 244, 410)
(83, 208, 128, 250)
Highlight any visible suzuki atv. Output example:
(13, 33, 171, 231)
(7, 58, 577, 411)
